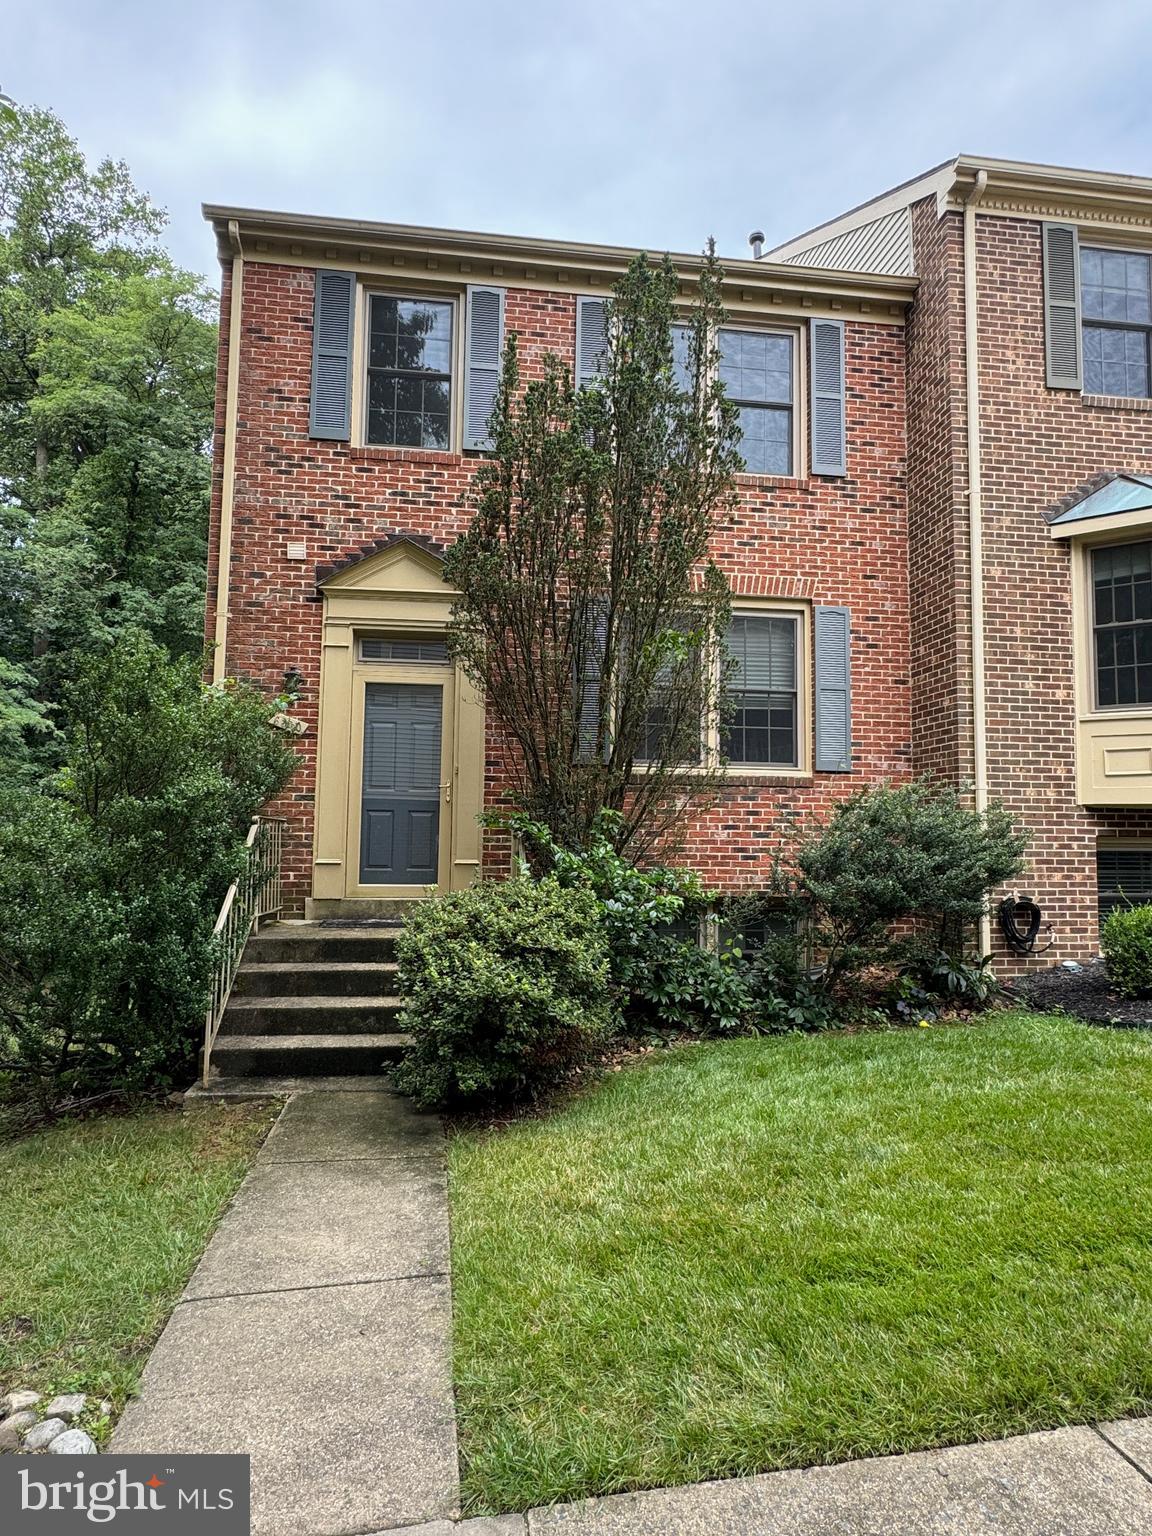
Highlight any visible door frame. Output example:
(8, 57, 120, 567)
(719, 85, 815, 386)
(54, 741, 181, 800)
(349, 668, 453, 895)
(312, 540, 485, 901)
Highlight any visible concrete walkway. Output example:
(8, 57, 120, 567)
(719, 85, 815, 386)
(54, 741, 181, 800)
(114, 1086, 1152, 1536)
(114, 1089, 458, 1536)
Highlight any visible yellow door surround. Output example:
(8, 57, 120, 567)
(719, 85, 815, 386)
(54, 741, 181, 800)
(308, 540, 485, 917)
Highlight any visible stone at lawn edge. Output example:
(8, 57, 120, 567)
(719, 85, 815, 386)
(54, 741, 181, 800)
(0, 1412, 37, 1452)
(45, 1393, 87, 1423)
(50, 1429, 97, 1455)
(1, 1390, 41, 1417)
(23, 1418, 68, 1452)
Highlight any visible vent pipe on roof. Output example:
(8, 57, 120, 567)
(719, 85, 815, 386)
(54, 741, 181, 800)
(748, 230, 765, 260)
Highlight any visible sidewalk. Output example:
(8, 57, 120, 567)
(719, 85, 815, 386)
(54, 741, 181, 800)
(113, 1089, 458, 1536)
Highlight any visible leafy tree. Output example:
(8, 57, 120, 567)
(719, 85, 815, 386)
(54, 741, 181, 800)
(0, 633, 297, 1114)
(0, 104, 216, 769)
(446, 249, 741, 858)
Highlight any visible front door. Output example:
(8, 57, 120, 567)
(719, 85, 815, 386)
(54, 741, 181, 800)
(359, 682, 443, 884)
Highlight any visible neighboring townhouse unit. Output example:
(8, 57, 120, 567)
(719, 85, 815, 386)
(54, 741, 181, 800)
(770, 155, 1152, 966)
(202, 209, 913, 923)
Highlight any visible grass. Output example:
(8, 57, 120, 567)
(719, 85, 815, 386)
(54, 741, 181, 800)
(448, 1012, 1152, 1513)
(0, 1100, 276, 1421)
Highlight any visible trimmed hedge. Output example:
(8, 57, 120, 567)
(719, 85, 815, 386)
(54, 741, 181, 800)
(393, 877, 613, 1109)
(1102, 903, 1152, 999)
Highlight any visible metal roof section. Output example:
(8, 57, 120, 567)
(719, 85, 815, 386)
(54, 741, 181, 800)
(765, 154, 1152, 275)
(772, 206, 914, 277)
(1048, 472, 1152, 530)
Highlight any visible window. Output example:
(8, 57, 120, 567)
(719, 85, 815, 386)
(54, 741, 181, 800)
(1092, 541, 1152, 707)
(1097, 846, 1152, 927)
(718, 329, 794, 475)
(1081, 248, 1152, 398)
(722, 614, 799, 767)
(360, 636, 449, 664)
(366, 295, 454, 448)
(637, 617, 704, 766)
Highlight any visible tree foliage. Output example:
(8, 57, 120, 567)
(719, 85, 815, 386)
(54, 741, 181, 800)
(0, 634, 297, 1114)
(0, 104, 217, 774)
(446, 250, 742, 858)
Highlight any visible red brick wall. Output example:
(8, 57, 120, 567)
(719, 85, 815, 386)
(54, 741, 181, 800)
(211, 261, 911, 913)
(908, 204, 1152, 967)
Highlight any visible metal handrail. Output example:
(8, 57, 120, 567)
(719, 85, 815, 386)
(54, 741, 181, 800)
(201, 816, 286, 1084)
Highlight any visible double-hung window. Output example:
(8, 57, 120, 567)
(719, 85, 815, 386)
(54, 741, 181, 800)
(1081, 248, 1152, 398)
(722, 614, 800, 768)
(718, 329, 794, 475)
(366, 295, 454, 448)
(1092, 540, 1152, 707)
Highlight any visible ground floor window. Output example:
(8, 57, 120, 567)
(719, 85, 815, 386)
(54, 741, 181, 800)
(1097, 844, 1152, 928)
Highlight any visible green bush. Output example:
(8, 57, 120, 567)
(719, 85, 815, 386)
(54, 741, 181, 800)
(393, 877, 614, 1109)
(1102, 904, 1152, 998)
(0, 632, 297, 1113)
(505, 810, 749, 1035)
(787, 779, 1027, 1001)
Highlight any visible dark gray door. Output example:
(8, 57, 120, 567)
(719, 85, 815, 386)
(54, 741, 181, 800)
(360, 683, 443, 885)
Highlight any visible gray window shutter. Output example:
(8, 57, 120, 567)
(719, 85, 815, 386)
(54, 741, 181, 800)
(463, 285, 505, 450)
(310, 269, 356, 439)
(1042, 222, 1083, 390)
(814, 606, 851, 772)
(575, 296, 609, 388)
(576, 603, 609, 762)
(810, 318, 846, 476)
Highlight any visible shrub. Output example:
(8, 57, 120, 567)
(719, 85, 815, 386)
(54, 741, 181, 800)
(786, 780, 1027, 1001)
(0, 632, 297, 1113)
(1102, 904, 1152, 998)
(393, 877, 614, 1109)
(504, 810, 748, 1035)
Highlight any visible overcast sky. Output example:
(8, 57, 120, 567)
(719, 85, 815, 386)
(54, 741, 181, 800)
(10, 0, 1152, 283)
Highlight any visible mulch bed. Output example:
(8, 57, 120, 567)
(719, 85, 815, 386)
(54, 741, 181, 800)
(1014, 958, 1152, 1028)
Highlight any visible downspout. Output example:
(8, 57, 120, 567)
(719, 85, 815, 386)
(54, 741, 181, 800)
(211, 218, 244, 684)
(963, 169, 991, 954)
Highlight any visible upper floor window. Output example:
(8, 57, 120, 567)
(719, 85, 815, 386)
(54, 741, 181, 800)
(1081, 248, 1152, 398)
(717, 329, 794, 476)
(366, 295, 454, 448)
(1092, 539, 1152, 706)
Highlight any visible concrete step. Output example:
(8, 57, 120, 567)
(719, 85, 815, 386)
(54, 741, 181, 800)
(220, 996, 403, 1036)
(232, 962, 399, 998)
(206, 1033, 410, 1077)
(247, 924, 401, 965)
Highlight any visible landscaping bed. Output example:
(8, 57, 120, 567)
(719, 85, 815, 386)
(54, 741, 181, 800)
(1017, 958, 1152, 1027)
(448, 1012, 1152, 1513)
(0, 1100, 277, 1445)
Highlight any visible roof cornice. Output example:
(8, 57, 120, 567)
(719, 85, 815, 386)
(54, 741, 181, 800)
(945, 156, 1152, 230)
(202, 204, 917, 315)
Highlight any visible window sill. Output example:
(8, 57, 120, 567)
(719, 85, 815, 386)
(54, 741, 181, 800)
(723, 771, 813, 787)
(732, 472, 806, 490)
(1082, 394, 1152, 413)
(346, 445, 461, 466)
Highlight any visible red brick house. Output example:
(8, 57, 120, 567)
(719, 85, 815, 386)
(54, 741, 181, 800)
(203, 155, 1152, 970)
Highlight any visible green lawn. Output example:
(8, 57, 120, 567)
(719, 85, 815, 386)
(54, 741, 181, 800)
(448, 1012, 1152, 1513)
(0, 1101, 276, 1425)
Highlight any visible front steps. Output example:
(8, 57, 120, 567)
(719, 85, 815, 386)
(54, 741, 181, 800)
(206, 923, 409, 1081)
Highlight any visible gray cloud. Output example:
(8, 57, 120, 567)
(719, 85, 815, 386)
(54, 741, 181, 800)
(10, 0, 1152, 285)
